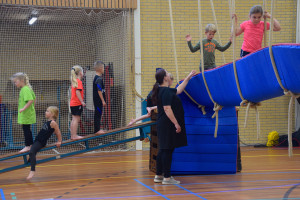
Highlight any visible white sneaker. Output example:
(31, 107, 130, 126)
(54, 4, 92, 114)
(19, 146, 31, 153)
(162, 176, 180, 185)
(154, 175, 163, 183)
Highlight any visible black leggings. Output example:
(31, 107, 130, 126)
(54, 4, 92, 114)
(28, 141, 43, 171)
(22, 124, 33, 146)
(156, 148, 174, 178)
(94, 105, 103, 133)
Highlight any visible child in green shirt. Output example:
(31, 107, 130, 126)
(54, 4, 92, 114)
(11, 72, 36, 152)
(186, 24, 232, 72)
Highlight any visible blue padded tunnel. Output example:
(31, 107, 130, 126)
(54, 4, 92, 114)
(171, 44, 300, 174)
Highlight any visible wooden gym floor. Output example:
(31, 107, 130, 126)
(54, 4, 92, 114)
(0, 147, 300, 200)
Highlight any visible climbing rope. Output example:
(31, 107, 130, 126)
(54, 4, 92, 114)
(168, 0, 205, 116)
(183, 89, 206, 115)
(168, 0, 179, 83)
(209, 0, 226, 64)
(267, 0, 300, 157)
(263, 0, 267, 47)
(231, 0, 261, 138)
(198, 0, 223, 138)
(127, 0, 146, 100)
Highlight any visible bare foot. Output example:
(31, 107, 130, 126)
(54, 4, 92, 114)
(71, 135, 84, 140)
(20, 146, 31, 153)
(127, 119, 135, 126)
(95, 130, 106, 135)
(26, 171, 35, 180)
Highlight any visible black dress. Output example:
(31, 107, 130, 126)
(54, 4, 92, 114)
(157, 87, 187, 149)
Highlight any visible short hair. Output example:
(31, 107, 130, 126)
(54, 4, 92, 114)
(48, 106, 59, 120)
(205, 24, 217, 33)
(249, 5, 263, 16)
(94, 61, 105, 70)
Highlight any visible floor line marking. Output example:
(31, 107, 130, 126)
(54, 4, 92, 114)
(0, 189, 6, 200)
(134, 179, 170, 200)
(176, 185, 207, 200)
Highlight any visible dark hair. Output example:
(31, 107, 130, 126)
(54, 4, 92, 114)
(94, 61, 105, 69)
(249, 5, 263, 16)
(151, 68, 166, 105)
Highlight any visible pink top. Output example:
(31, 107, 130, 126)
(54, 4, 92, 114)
(240, 20, 270, 52)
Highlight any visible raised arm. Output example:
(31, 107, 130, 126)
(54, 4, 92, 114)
(264, 11, 281, 31)
(232, 14, 243, 36)
(185, 34, 200, 53)
(216, 40, 232, 52)
(176, 70, 196, 95)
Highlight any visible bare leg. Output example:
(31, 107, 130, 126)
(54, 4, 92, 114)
(20, 146, 31, 153)
(70, 115, 83, 140)
(26, 171, 35, 180)
(127, 119, 136, 126)
(95, 129, 106, 135)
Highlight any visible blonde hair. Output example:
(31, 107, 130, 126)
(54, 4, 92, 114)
(94, 61, 104, 71)
(249, 5, 263, 16)
(70, 65, 83, 88)
(47, 106, 59, 120)
(11, 72, 32, 89)
(205, 24, 217, 33)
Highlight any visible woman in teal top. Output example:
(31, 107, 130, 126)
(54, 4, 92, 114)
(11, 72, 36, 153)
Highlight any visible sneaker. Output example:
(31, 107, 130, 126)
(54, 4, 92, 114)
(162, 176, 180, 185)
(19, 146, 31, 153)
(154, 175, 163, 183)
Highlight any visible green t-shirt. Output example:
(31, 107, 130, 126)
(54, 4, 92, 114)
(18, 85, 36, 124)
(187, 39, 231, 69)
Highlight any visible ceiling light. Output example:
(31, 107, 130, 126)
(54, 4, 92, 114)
(29, 17, 37, 25)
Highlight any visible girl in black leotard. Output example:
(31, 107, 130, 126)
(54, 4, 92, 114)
(27, 106, 62, 180)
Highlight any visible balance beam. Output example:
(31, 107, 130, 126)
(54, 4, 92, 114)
(0, 121, 156, 174)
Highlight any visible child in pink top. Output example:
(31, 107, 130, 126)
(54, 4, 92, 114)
(232, 5, 281, 57)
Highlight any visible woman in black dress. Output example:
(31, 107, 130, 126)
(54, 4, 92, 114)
(152, 68, 195, 185)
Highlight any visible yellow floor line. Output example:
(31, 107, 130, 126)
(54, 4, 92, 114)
(242, 153, 300, 158)
(0, 174, 154, 188)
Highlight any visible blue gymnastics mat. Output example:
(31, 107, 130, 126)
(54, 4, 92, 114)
(171, 43, 300, 174)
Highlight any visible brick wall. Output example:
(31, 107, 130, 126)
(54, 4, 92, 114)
(140, 0, 297, 145)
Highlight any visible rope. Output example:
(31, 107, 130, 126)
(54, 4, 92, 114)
(268, 0, 286, 92)
(231, 0, 261, 137)
(127, 0, 146, 100)
(168, 0, 179, 83)
(209, 0, 226, 64)
(168, 0, 205, 115)
(267, 0, 300, 157)
(198, 0, 222, 138)
(263, 0, 267, 47)
(183, 90, 206, 115)
(243, 101, 262, 139)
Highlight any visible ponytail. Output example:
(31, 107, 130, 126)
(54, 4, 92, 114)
(151, 83, 159, 105)
(24, 73, 32, 89)
(70, 65, 83, 88)
(151, 68, 167, 105)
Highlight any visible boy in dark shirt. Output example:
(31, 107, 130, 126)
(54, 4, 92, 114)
(93, 61, 106, 133)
